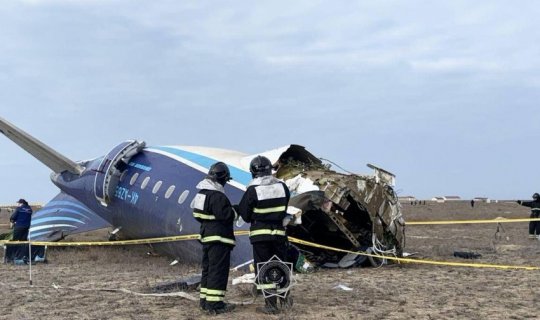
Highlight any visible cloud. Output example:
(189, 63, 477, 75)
(1, 1, 540, 202)
(409, 58, 501, 73)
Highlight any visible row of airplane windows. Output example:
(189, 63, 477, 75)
(120, 171, 190, 204)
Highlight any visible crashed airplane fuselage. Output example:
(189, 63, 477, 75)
(0, 116, 405, 268)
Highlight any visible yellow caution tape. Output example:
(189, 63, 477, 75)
(0, 234, 201, 246)
(288, 237, 540, 271)
(1, 227, 538, 270)
(407, 217, 540, 225)
(0, 230, 251, 247)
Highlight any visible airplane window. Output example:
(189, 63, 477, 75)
(141, 176, 150, 190)
(165, 185, 176, 199)
(178, 190, 189, 204)
(119, 170, 128, 182)
(130, 172, 139, 186)
(152, 181, 163, 194)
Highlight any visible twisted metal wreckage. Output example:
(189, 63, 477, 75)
(273, 148, 406, 269)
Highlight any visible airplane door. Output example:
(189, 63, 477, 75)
(94, 140, 145, 206)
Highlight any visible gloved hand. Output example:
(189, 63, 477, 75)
(9, 222, 14, 229)
(282, 215, 293, 227)
(232, 204, 240, 221)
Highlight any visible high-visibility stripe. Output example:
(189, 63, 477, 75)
(249, 229, 286, 237)
(200, 287, 207, 298)
(193, 212, 216, 220)
(206, 296, 224, 302)
(206, 289, 226, 296)
(253, 206, 286, 214)
(201, 236, 236, 245)
(532, 208, 540, 211)
(257, 283, 277, 289)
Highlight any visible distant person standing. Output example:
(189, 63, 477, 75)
(517, 193, 540, 239)
(9, 198, 33, 262)
(470, 199, 475, 208)
(10, 199, 33, 241)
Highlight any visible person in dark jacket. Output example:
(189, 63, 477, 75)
(8, 198, 33, 262)
(517, 193, 540, 239)
(192, 162, 236, 315)
(10, 198, 33, 241)
(238, 155, 292, 314)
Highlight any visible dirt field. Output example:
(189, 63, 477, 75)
(1, 201, 539, 320)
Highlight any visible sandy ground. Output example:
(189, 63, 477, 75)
(1, 201, 539, 320)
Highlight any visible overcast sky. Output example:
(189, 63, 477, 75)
(1, 0, 539, 204)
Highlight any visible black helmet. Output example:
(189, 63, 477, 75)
(207, 162, 231, 186)
(249, 156, 272, 178)
(17, 198, 28, 206)
(533, 193, 540, 200)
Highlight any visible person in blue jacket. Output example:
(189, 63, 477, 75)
(8, 198, 33, 262)
(10, 198, 33, 241)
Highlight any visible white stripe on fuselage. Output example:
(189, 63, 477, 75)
(145, 148, 247, 191)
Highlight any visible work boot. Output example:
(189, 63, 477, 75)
(207, 303, 235, 315)
(279, 295, 293, 310)
(199, 299, 206, 311)
(256, 297, 279, 315)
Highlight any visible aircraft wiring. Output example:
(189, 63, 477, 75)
(318, 158, 355, 174)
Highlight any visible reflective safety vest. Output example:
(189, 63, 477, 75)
(192, 189, 236, 246)
(238, 179, 290, 243)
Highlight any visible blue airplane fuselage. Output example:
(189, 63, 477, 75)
(46, 146, 253, 266)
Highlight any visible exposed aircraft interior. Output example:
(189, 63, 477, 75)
(274, 146, 405, 268)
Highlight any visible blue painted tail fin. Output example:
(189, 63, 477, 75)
(29, 193, 111, 241)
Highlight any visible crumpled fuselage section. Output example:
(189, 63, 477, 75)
(276, 156, 405, 267)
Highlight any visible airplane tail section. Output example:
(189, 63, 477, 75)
(29, 192, 111, 241)
(0, 116, 83, 174)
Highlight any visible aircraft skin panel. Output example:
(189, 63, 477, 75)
(147, 146, 252, 189)
(108, 150, 251, 265)
(164, 145, 249, 169)
(29, 193, 111, 241)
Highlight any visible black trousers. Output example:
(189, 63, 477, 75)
(200, 242, 232, 309)
(253, 240, 287, 270)
(7, 227, 30, 261)
(529, 212, 540, 235)
(13, 227, 29, 241)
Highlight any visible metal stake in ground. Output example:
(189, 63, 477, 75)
(28, 239, 32, 286)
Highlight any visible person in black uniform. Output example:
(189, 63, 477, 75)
(192, 162, 236, 315)
(9, 198, 33, 261)
(517, 193, 540, 239)
(238, 155, 292, 314)
(10, 199, 33, 241)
